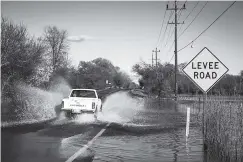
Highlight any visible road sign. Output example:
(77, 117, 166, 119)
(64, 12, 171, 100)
(182, 47, 229, 93)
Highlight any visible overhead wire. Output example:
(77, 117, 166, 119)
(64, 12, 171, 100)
(163, 1, 187, 59)
(156, 1, 187, 63)
(161, 1, 185, 49)
(178, 1, 200, 33)
(169, 53, 175, 63)
(159, 10, 174, 48)
(166, 1, 207, 62)
(156, 1, 175, 48)
(178, 1, 208, 39)
(156, 1, 168, 47)
(178, 1, 236, 52)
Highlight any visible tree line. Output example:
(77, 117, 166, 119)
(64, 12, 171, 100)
(132, 61, 243, 97)
(1, 17, 133, 105)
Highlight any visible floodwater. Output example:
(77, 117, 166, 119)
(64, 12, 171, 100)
(2, 91, 221, 162)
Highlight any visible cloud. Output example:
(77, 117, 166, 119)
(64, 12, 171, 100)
(67, 35, 95, 42)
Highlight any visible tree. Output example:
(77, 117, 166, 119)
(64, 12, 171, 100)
(113, 71, 132, 88)
(113, 72, 123, 87)
(240, 70, 243, 95)
(43, 26, 69, 72)
(132, 62, 174, 97)
(77, 58, 131, 89)
(1, 17, 45, 94)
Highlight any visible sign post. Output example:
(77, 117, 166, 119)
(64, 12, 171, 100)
(182, 47, 229, 144)
(186, 107, 190, 140)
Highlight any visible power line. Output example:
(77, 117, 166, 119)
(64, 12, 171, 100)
(156, 2, 168, 47)
(157, 1, 187, 64)
(164, 1, 198, 56)
(178, 1, 200, 33)
(158, 2, 175, 48)
(177, 8, 183, 20)
(162, 1, 186, 49)
(157, 1, 181, 48)
(178, 1, 208, 38)
(159, 10, 174, 47)
(163, 9, 183, 48)
(158, 1, 186, 49)
(163, 1, 186, 59)
(178, 1, 187, 19)
(169, 53, 175, 63)
(164, 1, 199, 59)
(165, 40, 175, 60)
(178, 1, 236, 52)
(164, 28, 174, 48)
(164, 22, 174, 47)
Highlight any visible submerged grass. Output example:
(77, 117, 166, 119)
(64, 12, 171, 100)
(177, 95, 243, 161)
(203, 98, 243, 162)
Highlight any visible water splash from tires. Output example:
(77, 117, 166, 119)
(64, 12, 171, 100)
(2, 77, 72, 127)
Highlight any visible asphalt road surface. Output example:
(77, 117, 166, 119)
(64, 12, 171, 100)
(2, 91, 218, 162)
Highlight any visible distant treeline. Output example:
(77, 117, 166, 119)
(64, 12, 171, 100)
(133, 62, 243, 97)
(1, 17, 133, 102)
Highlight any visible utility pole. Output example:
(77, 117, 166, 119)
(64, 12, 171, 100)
(150, 51, 159, 67)
(152, 51, 154, 67)
(152, 47, 160, 68)
(152, 48, 160, 83)
(167, 1, 185, 101)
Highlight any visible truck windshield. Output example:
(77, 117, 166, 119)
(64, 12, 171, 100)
(70, 90, 96, 98)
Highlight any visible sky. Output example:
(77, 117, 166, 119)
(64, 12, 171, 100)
(2, 1, 243, 82)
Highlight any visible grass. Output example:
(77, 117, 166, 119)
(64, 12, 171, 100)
(178, 95, 243, 161)
(203, 98, 243, 162)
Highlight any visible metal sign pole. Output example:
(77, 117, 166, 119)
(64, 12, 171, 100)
(202, 93, 205, 140)
(203, 92, 207, 150)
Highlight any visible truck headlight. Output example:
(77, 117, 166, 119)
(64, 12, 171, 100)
(92, 102, 95, 109)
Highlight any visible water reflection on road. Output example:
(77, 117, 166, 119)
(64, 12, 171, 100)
(90, 92, 205, 162)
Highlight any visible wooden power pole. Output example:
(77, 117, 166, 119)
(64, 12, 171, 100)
(152, 47, 160, 68)
(152, 51, 154, 67)
(167, 0, 185, 101)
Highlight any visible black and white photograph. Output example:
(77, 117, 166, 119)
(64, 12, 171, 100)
(1, 0, 243, 162)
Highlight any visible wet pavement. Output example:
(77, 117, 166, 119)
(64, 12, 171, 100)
(2, 91, 219, 162)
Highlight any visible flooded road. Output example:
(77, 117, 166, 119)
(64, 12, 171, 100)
(2, 91, 216, 162)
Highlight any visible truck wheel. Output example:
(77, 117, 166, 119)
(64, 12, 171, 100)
(64, 111, 70, 118)
(94, 107, 98, 119)
(65, 111, 74, 119)
(100, 105, 103, 112)
(94, 113, 97, 120)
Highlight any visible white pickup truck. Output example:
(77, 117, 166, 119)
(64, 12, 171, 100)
(61, 89, 102, 118)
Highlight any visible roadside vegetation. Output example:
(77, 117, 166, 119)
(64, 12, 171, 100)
(1, 17, 133, 122)
(133, 61, 243, 97)
(204, 100, 243, 162)
(132, 62, 174, 97)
